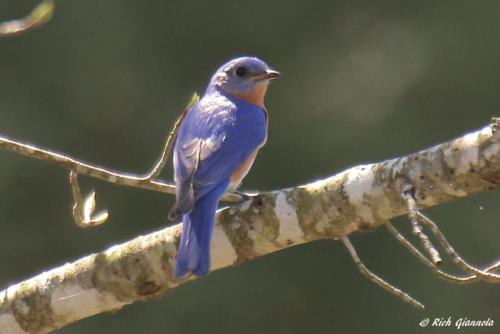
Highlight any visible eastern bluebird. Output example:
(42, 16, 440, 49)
(171, 57, 280, 279)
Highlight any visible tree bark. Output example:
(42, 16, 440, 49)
(0, 119, 498, 334)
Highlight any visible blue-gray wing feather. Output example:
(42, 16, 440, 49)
(173, 91, 267, 214)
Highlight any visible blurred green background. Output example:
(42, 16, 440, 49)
(1, 0, 499, 333)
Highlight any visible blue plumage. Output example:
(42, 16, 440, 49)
(172, 57, 279, 278)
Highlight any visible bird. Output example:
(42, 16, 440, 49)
(171, 56, 280, 279)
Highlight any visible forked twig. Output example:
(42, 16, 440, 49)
(417, 212, 500, 283)
(0, 94, 244, 227)
(386, 222, 482, 284)
(341, 237, 424, 309)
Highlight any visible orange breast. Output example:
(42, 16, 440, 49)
(233, 82, 268, 107)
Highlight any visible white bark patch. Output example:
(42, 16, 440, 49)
(344, 164, 375, 203)
(344, 164, 377, 223)
(0, 314, 27, 334)
(274, 192, 304, 245)
(51, 285, 124, 324)
(444, 131, 480, 174)
(480, 125, 493, 137)
(211, 223, 237, 270)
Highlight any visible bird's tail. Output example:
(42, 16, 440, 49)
(173, 182, 227, 279)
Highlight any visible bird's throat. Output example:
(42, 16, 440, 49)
(233, 82, 269, 107)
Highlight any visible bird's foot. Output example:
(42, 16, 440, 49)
(232, 190, 251, 201)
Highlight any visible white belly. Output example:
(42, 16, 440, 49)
(228, 150, 259, 192)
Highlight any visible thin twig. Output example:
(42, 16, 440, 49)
(341, 237, 425, 309)
(141, 93, 198, 181)
(400, 182, 442, 265)
(0, 135, 241, 202)
(417, 212, 500, 283)
(385, 222, 482, 284)
(0, 1, 54, 38)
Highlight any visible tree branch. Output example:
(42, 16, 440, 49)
(0, 133, 240, 203)
(0, 119, 499, 333)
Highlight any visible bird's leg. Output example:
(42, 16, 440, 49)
(341, 237, 425, 309)
(222, 191, 254, 215)
(231, 190, 251, 201)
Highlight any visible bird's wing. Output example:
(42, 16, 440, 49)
(173, 93, 267, 214)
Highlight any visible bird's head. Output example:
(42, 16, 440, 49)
(208, 57, 280, 107)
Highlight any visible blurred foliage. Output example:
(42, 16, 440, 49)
(0, 0, 53, 37)
(0, 0, 499, 333)
(29, 0, 54, 26)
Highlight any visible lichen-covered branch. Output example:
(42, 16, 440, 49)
(0, 119, 498, 333)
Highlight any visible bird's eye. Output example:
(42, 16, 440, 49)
(235, 66, 247, 77)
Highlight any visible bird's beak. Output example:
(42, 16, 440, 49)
(253, 69, 281, 80)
